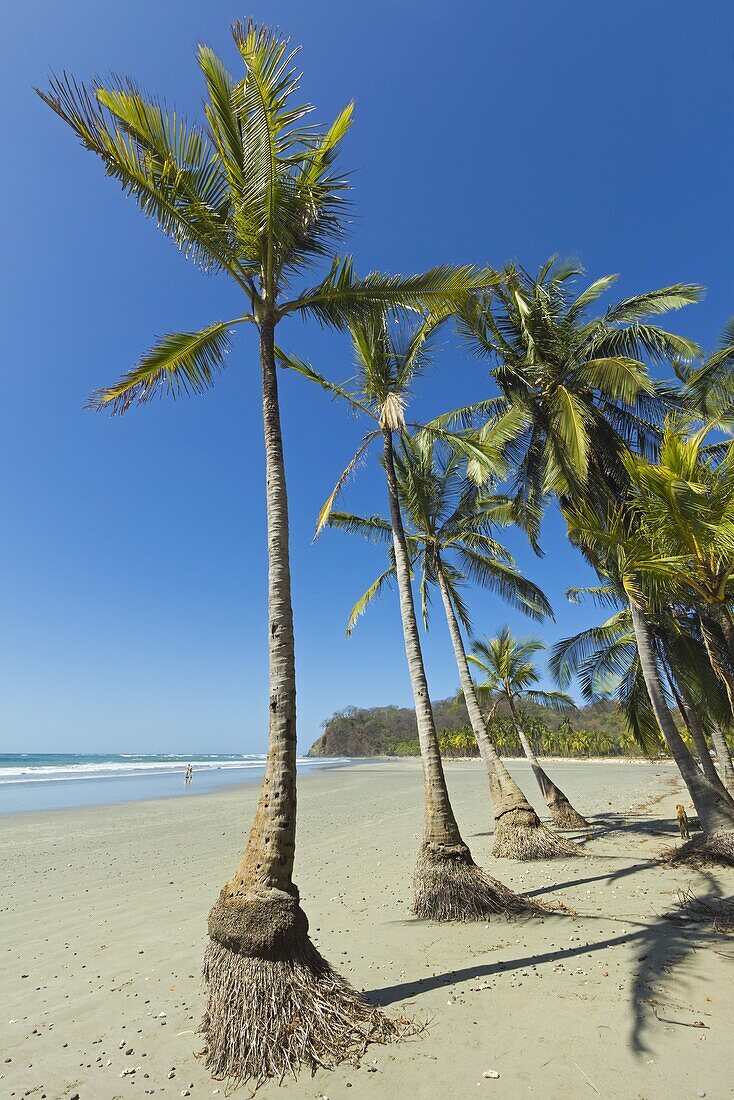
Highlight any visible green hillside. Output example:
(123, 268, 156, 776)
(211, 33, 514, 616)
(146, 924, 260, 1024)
(307, 695, 646, 758)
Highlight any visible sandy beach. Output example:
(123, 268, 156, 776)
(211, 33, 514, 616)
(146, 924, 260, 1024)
(2, 759, 732, 1100)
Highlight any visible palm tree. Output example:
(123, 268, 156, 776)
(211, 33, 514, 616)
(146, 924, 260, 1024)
(327, 434, 578, 858)
(37, 22, 493, 1084)
(453, 258, 703, 531)
(551, 606, 734, 800)
(565, 503, 734, 863)
(308, 312, 538, 918)
(679, 316, 734, 424)
(468, 627, 588, 827)
(624, 422, 734, 739)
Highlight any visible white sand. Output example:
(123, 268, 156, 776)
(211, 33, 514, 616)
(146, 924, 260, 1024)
(1, 759, 732, 1100)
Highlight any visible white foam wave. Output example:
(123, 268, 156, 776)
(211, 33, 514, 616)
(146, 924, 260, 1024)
(0, 757, 345, 785)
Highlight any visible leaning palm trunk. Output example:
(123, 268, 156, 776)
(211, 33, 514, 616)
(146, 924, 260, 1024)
(436, 571, 578, 860)
(699, 612, 734, 712)
(382, 431, 532, 918)
(698, 614, 734, 790)
(710, 725, 734, 795)
(671, 674, 734, 804)
(507, 701, 589, 829)
(200, 323, 407, 1087)
(630, 601, 734, 865)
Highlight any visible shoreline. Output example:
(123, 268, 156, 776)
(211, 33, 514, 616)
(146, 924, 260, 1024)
(0, 755, 355, 817)
(0, 755, 675, 818)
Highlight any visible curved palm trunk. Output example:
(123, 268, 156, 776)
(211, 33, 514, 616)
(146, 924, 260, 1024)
(710, 725, 734, 794)
(700, 612, 734, 712)
(699, 613, 734, 790)
(630, 601, 734, 863)
(200, 321, 405, 1086)
(382, 430, 529, 919)
(668, 670, 734, 804)
(507, 699, 589, 829)
(436, 569, 578, 859)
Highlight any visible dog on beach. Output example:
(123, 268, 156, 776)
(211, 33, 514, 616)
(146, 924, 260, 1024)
(676, 803, 690, 840)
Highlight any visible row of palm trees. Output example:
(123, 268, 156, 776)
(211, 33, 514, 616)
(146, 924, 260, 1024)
(37, 17, 734, 1090)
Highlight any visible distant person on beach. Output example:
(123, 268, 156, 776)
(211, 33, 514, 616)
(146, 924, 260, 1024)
(184, 764, 192, 786)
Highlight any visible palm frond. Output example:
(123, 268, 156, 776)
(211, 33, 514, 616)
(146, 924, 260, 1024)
(285, 257, 500, 327)
(275, 347, 372, 417)
(36, 74, 238, 277)
(326, 511, 393, 544)
(603, 284, 705, 324)
(315, 433, 380, 536)
(87, 320, 240, 413)
(345, 563, 396, 635)
(524, 689, 576, 713)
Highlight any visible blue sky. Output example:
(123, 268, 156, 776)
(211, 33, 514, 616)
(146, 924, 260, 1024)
(2, 1, 734, 753)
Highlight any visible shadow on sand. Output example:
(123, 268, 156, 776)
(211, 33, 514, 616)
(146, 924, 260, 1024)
(367, 813, 731, 1060)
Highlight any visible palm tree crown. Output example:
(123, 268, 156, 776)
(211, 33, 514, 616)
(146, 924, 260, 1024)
(470, 626, 574, 713)
(38, 21, 492, 411)
(454, 258, 703, 524)
(327, 434, 551, 634)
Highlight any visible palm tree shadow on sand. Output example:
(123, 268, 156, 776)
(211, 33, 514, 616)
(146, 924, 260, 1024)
(364, 815, 729, 1060)
(629, 873, 729, 1054)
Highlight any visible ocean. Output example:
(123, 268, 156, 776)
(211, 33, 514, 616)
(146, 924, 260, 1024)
(0, 752, 349, 814)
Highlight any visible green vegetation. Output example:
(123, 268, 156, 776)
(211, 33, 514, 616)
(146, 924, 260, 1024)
(309, 697, 647, 758)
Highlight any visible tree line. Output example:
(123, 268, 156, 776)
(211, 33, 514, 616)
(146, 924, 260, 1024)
(311, 698, 648, 758)
(37, 16, 734, 1091)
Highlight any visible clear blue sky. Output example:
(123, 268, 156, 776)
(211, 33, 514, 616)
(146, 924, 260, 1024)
(2, 1, 733, 753)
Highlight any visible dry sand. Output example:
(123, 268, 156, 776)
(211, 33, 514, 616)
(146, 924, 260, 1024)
(1, 759, 732, 1100)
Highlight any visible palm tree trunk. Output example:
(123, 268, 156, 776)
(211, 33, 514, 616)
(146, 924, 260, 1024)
(700, 611, 734, 713)
(710, 725, 734, 794)
(667, 668, 734, 803)
(382, 429, 528, 918)
(698, 613, 734, 790)
(436, 568, 578, 859)
(714, 604, 734, 659)
(201, 321, 405, 1086)
(630, 600, 734, 862)
(507, 699, 589, 829)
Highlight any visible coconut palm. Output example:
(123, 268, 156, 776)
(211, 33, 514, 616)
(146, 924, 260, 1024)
(624, 423, 734, 729)
(565, 502, 734, 863)
(468, 627, 588, 827)
(327, 434, 579, 859)
(37, 21, 495, 1084)
(679, 316, 734, 425)
(452, 258, 703, 530)
(303, 311, 539, 918)
(551, 606, 734, 799)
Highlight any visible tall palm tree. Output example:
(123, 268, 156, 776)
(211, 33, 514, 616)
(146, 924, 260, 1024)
(305, 312, 538, 918)
(327, 435, 578, 859)
(566, 503, 734, 863)
(468, 628, 588, 828)
(37, 22, 493, 1084)
(453, 258, 703, 531)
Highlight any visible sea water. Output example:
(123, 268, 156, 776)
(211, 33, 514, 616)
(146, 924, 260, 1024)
(0, 753, 348, 814)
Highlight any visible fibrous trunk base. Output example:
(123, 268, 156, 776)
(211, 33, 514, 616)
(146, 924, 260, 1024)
(661, 831, 734, 868)
(548, 799, 590, 830)
(200, 891, 413, 1089)
(410, 842, 541, 920)
(492, 808, 581, 860)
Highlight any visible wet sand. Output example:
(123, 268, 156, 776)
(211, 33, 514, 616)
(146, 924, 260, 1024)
(2, 759, 732, 1100)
